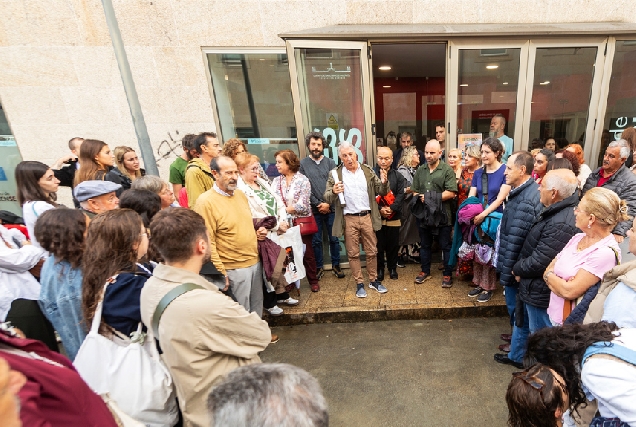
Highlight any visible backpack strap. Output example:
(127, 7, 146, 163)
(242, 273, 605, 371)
(481, 166, 489, 208)
(186, 164, 215, 180)
(583, 341, 636, 367)
(152, 283, 203, 339)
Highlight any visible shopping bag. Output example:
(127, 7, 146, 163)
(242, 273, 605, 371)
(270, 225, 306, 283)
(74, 283, 178, 427)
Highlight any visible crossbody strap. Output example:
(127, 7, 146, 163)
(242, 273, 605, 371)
(481, 166, 489, 208)
(583, 341, 636, 367)
(187, 164, 214, 179)
(152, 283, 203, 339)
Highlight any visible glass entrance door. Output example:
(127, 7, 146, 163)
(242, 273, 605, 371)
(286, 40, 374, 164)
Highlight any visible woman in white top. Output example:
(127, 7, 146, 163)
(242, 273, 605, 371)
(565, 144, 592, 189)
(15, 161, 60, 248)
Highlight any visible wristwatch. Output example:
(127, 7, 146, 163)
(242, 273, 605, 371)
(543, 270, 555, 281)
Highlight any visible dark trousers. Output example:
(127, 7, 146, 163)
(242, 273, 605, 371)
(376, 225, 400, 271)
(418, 223, 453, 276)
(312, 210, 340, 269)
(302, 233, 319, 286)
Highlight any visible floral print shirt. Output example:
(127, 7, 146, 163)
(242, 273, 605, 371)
(272, 173, 311, 219)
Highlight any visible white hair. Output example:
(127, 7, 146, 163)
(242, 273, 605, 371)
(208, 363, 328, 427)
(337, 140, 354, 156)
(543, 172, 578, 199)
(608, 139, 631, 159)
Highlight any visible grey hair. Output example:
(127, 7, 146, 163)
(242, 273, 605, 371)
(608, 139, 631, 159)
(493, 113, 506, 126)
(131, 175, 165, 194)
(208, 363, 328, 427)
(465, 144, 481, 160)
(543, 172, 578, 200)
(337, 141, 354, 157)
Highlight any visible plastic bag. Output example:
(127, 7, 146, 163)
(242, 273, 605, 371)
(270, 225, 306, 283)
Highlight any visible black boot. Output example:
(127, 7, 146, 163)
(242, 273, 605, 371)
(389, 269, 398, 280)
(377, 269, 385, 281)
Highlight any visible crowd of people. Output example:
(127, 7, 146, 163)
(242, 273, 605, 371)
(0, 122, 635, 426)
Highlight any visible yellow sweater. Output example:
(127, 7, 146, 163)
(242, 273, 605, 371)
(185, 158, 214, 208)
(193, 188, 258, 275)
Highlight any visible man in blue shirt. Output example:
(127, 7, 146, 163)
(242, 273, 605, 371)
(491, 114, 513, 162)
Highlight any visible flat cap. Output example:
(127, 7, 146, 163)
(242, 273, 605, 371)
(74, 180, 121, 202)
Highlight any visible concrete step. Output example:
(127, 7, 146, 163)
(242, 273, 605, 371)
(266, 263, 507, 326)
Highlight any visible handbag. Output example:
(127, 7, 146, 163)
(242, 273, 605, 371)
(278, 177, 318, 235)
(74, 281, 179, 427)
(474, 243, 493, 266)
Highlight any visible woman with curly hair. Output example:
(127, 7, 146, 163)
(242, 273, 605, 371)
(35, 208, 88, 360)
(81, 209, 150, 337)
(524, 322, 636, 427)
(222, 138, 270, 182)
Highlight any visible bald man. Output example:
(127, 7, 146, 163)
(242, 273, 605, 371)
(410, 140, 457, 287)
(495, 169, 580, 369)
(373, 147, 405, 283)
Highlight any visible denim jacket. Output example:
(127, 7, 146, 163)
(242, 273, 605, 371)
(38, 256, 86, 360)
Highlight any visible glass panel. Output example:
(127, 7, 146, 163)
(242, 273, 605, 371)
(457, 48, 521, 150)
(0, 103, 22, 216)
(207, 52, 297, 178)
(372, 43, 446, 151)
(294, 48, 367, 163)
(528, 47, 598, 153)
(601, 40, 636, 167)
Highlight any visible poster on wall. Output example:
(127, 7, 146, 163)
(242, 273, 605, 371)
(458, 133, 483, 152)
(0, 138, 23, 216)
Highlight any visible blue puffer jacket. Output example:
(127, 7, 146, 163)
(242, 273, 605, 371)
(496, 178, 542, 288)
(513, 193, 579, 308)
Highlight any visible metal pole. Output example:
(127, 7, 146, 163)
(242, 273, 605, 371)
(100, 0, 159, 176)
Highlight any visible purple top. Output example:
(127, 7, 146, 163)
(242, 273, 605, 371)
(471, 164, 506, 212)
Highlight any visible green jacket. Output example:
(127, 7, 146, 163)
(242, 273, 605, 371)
(324, 163, 389, 238)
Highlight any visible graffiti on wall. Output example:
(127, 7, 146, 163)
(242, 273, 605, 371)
(316, 127, 364, 163)
(155, 130, 183, 167)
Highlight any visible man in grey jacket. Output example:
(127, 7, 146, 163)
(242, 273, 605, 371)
(582, 139, 636, 243)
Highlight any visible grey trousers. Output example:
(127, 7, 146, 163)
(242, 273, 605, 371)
(212, 262, 264, 317)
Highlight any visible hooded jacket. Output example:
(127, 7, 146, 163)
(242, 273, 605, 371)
(513, 193, 579, 308)
(496, 178, 542, 288)
(582, 163, 636, 237)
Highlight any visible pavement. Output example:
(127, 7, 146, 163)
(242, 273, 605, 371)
(262, 317, 514, 427)
(267, 262, 507, 326)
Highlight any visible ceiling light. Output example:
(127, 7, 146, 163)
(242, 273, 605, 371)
(383, 85, 391, 88)
(486, 65, 499, 70)
(460, 84, 468, 87)
(502, 82, 509, 85)
(378, 65, 392, 71)
(539, 81, 550, 85)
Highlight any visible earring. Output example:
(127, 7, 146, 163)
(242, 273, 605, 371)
(587, 224, 592, 229)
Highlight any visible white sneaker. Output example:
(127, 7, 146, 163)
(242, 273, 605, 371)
(277, 297, 299, 306)
(266, 305, 283, 316)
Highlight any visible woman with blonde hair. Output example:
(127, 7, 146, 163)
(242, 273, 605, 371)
(564, 143, 592, 188)
(113, 146, 145, 190)
(544, 187, 629, 325)
(447, 148, 463, 181)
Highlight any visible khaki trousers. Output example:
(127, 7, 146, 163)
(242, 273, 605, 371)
(344, 215, 378, 284)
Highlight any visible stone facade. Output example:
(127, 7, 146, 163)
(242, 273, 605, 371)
(1, 0, 635, 182)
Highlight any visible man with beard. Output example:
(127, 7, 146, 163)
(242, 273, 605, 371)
(140, 208, 271, 427)
(193, 156, 267, 315)
(299, 132, 344, 280)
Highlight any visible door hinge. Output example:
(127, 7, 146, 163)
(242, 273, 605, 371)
(372, 123, 376, 135)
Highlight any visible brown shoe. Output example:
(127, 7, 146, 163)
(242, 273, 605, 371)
(498, 343, 510, 352)
(311, 284, 320, 292)
(271, 334, 279, 344)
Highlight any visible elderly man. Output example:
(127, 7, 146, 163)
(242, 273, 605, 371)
(73, 180, 121, 218)
(324, 142, 389, 298)
(497, 151, 542, 326)
(411, 139, 457, 288)
(392, 132, 425, 170)
(582, 139, 636, 243)
(490, 114, 514, 162)
(494, 169, 580, 368)
(374, 147, 405, 282)
(193, 156, 267, 316)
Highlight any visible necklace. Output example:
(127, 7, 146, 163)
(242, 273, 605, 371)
(577, 234, 603, 251)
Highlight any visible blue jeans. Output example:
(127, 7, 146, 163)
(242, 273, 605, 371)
(508, 301, 552, 363)
(504, 284, 517, 326)
(312, 210, 340, 269)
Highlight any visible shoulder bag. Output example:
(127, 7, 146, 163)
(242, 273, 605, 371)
(74, 281, 179, 427)
(278, 177, 318, 236)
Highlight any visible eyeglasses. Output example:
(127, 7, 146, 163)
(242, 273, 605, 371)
(573, 206, 586, 214)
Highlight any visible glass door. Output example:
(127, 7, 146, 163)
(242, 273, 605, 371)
(286, 40, 374, 164)
(448, 41, 530, 154)
(521, 39, 608, 162)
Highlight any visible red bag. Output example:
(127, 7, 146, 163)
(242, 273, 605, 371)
(293, 215, 318, 236)
(376, 190, 397, 220)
